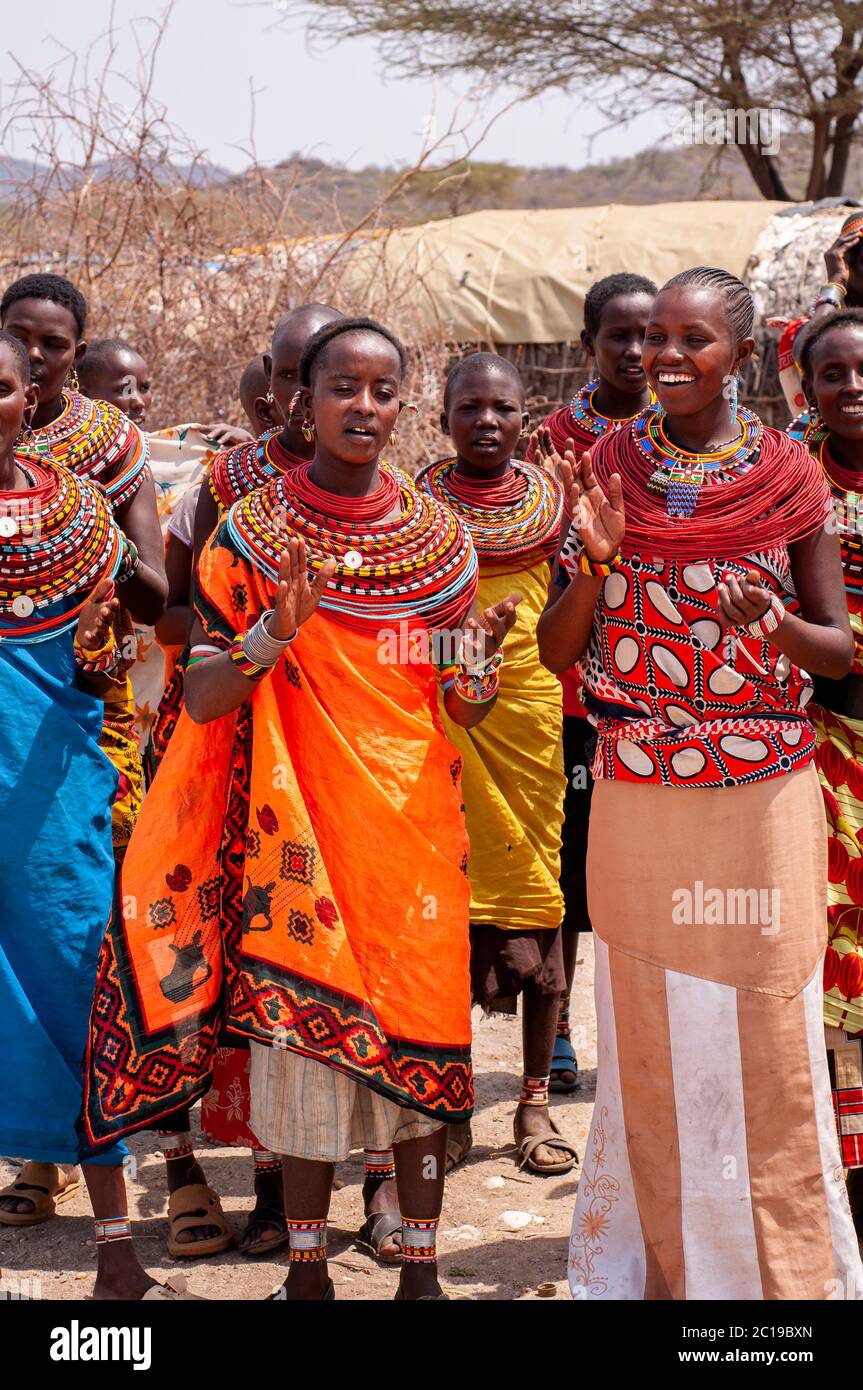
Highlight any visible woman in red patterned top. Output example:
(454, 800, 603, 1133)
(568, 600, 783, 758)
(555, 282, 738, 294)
(792, 309, 863, 1231)
(539, 266, 862, 1301)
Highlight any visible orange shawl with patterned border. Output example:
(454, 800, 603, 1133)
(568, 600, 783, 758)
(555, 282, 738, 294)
(82, 527, 473, 1146)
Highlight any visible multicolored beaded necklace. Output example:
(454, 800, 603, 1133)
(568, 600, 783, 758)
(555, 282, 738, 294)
(568, 378, 654, 440)
(592, 418, 830, 564)
(789, 410, 863, 598)
(532, 377, 654, 462)
(0, 458, 121, 642)
(416, 457, 562, 573)
(226, 461, 478, 632)
(18, 390, 148, 509)
(636, 403, 763, 518)
(208, 430, 304, 513)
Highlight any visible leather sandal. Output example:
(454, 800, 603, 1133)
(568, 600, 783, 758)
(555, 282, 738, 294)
(0, 1162, 81, 1226)
(166, 1182, 232, 1258)
(357, 1210, 403, 1264)
(514, 1117, 578, 1175)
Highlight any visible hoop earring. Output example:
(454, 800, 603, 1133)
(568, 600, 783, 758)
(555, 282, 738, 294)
(301, 420, 315, 443)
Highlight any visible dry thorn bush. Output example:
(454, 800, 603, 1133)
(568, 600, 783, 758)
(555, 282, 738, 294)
(0, 3, 517, 470)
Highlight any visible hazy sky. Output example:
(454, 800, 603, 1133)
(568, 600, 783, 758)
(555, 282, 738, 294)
(0, 0, 668, 172)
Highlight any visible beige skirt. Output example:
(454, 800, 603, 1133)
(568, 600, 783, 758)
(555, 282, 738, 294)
(249, 1043, 442, 1164)
(571, 763, 863, 1301)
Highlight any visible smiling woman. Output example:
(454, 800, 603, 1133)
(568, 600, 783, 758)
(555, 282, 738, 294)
(791, 309, 863, 1228)
(538, 266, 862, 1301)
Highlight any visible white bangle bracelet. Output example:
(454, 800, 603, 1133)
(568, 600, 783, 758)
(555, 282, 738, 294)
(242, 609, 297, 667)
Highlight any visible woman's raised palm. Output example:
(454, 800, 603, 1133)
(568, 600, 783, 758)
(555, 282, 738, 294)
(547, 436, 625, 564)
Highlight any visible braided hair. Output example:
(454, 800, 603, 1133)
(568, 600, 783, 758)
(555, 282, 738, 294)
(299, 316, 407, 388)
(661, 266, 755, 344)
(798, 307, 863, 378)
(583, 272, 657, 336)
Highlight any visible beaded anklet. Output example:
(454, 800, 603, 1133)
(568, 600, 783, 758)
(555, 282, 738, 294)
(401, 1216, 439, 1264)
(364, 1148, 396, 1182)
(253, 1148, 281, 1175)
(157, 1131, 194, 1162)
(94, 1216, 133, 1245)
(519, 1074, 550, 1108)
(287, 1217, 327, 1263)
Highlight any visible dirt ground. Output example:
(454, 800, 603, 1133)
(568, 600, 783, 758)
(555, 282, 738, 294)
(0, 938, 597, 1302)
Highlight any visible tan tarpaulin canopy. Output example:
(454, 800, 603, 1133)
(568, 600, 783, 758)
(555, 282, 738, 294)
(334, 201, 785, 344)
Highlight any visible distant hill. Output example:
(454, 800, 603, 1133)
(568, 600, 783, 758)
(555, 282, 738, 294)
(3, 137, 861, 223)
(0, 154, 231, 201)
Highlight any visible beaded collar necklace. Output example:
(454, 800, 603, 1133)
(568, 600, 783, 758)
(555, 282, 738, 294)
(226, 461, 478, 632)
(416, 457, 562, 570)
(568, 378, 654, 439)
(18, 390, 147, 510)
(637, 403, 763, 518)
(0, 459, 121, 642)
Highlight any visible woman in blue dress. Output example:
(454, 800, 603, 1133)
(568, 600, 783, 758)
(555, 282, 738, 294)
(0, 330, 198, 1299)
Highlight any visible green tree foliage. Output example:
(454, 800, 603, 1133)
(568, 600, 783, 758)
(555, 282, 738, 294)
(285, 0, 863, 201)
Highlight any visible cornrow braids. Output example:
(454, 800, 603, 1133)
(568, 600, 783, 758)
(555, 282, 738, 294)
(583, 273, 658, 337)
(299, 316, 407, 388)
(798, 307, 863, 378)
(443, 351, 524, 410)
(661, 266, 755, 344)
(1, 273, 87, 338)
(0, 330, 31, 385)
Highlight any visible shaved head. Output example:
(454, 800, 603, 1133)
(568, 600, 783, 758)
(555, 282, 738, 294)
(272, 303, 344, 355)
(238, 353, 270, 421)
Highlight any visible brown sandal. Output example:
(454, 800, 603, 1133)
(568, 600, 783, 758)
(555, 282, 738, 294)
(445, 1123, 473, 1174)
(166, 1183, 232, 1258)
(514, 1118, 578, 1176)
(0, 1162, 81, 1226)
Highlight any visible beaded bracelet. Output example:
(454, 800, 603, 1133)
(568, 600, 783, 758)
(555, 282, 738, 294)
(745, 593, 786, 640)
(578, 550, 621, 578)
(453, 649, 504, 704)
(115, 536, 140, 585)
(74, 633, 120, 674)
(438, 661, 458, 692)
(228, 633, 270, 682)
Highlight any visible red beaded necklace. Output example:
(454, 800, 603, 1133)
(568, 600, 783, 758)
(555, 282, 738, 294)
(293, 461, 402, 524)
(591, 421, 831, 563)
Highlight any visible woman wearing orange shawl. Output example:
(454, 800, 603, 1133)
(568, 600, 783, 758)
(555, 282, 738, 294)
(83, 317, 520, 1301)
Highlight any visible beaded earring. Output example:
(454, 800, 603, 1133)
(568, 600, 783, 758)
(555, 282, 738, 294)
(66, 366, 80, 392)
(389, 428, 399, 447)
(727, 373, 739, 416)
(301, 419, 315, 443)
